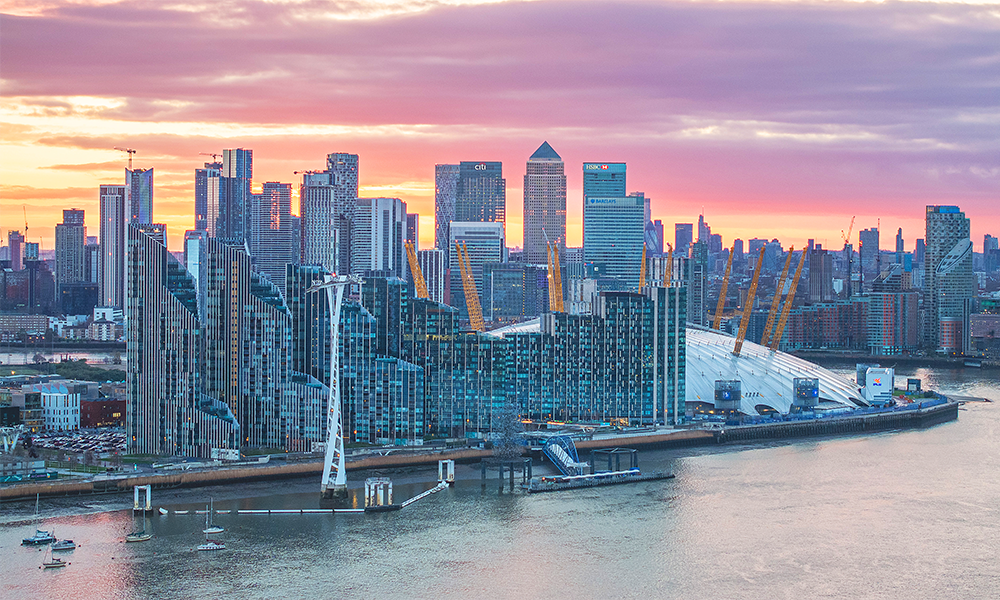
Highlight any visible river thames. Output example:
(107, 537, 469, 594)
(2, 366, 998, 599)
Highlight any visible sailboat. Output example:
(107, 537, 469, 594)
(41, 548, 68, 569)
(202, 499, 224, 535)
(125, 506, 152, 543)
(23, 494, 56, 545)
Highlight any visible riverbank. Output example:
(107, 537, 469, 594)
(1, 401, 960, 502)
(792, 351, 1000, 371)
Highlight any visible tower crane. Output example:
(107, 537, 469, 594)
(770, 249, 807, 351)
(732, 247, 765, 356)
(760, 246, 795, 347)
(711, 243, 735, 330)
(404, 241, 428, 299)
(638, 244, 647, 289)
(199, 152, 222, 162)
(841, 216, 855, 298)
(114, 147, 136, 169)
(455, 242, 485, 331)
(661, 244, 673, 287)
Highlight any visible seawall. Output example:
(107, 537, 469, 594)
(1, 402, 959, 501)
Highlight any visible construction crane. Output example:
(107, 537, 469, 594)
(770, 249, 807, 351)
(455, 242, 485, 331)
(199, 152, 222, 162)
(732, 247, 766, 356)
(546, 240, 565, 312)
(760, 246, 795, 347)
(404, 241, 428, 299)
(546, 242, 557, 311)
(711, 243, 736, 330)
(661, 244, 673, 287)
(114, 147, 136, 169)
(23, 206, 28, 235)
(841, 215, 856, 298)
(638, 244, 647, 289)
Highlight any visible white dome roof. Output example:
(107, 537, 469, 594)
(685, 327, 865, 415)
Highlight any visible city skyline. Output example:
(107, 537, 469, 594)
(2, 1, 997, 252)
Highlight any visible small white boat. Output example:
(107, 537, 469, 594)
(202, 499, 224, 534)
(125, 531, 152, 543)
(197, 540, 226, 551)
(52, 539, 76, 551)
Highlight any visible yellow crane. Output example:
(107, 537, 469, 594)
(760, 246, 795, 346)
(770, 249, 807, 351)
(455, 242, 485, 331)
(404, 241, 428, 299)
(546, 241, 564, 312)
(661, 244, 673, 287)
(712, 243, 736, 330)
(733, 247, 766, 356)
(638, 244, 647, 289)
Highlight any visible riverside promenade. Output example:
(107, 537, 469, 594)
(1, 400, 959, 501)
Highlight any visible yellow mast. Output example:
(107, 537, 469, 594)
(712, 243, 735, 330)
(733, 247, 765, 356)
(770, 249, 807, 351)
(404, 241, 428, 299)
(760, 246, 794, 346)
(455, 242, 485, 331)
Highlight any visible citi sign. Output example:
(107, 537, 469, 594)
(474, 163, 489, 170)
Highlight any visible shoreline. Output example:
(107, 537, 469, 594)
(1, 401, 960, 508)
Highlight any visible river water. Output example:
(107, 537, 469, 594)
(2, 367, 998, 599)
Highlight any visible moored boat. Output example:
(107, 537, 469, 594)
(125, 531, 152, 543)
(52, 539, 76, 551)
(197, 540, 226, 551)
(22, 530, 56, 545)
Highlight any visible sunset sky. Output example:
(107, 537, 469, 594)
(2, 0, 998, 254)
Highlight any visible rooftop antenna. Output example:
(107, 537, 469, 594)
(114, 147, 136, 169)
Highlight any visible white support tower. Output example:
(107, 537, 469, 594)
(133, 485, 152, 511)
(1, 425, 24, 453)
(307, 273, 361, 499)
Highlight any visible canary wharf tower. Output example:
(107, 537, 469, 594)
(522, 141, 566, 264)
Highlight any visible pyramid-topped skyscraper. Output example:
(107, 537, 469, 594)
(522, 141, 566, 264)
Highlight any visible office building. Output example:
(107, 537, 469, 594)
(448, 221, 506, 320)
(687, 241, 708, 326)
(925, 205, 973, 352)
(406, 213, 419, 250)
(483, 262, 550, 321)
(55, 209, 86, 289)
(99, 184, 127, 309)
(895, 228, 904, 264)
(351, 197, 407, 279)
(249, 181, 296, 284)
(126, 168, 153, 226)
(582, 162, 626, 199)
(523, 142, 566, 264)
(859, 227, 879, 286)
(583, 195, 644, 287)
(675, 224, 693, 257)
(645, 220, 664, 256)
(434, 164, 461, 256)
(300, 152, 358, 274)
(456, 161, 505, 225)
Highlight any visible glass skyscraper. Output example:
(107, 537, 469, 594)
(523, 142, 566, 264)
(924, 205, 973, 352)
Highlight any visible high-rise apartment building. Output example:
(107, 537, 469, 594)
(456, 161, 505, 225)
(925, 205, 973, 352)
(194, 161, 221, 232)
(434, 164, 460, 256)
(249, 181, 296, 284)
(522, 142, 566, 264)
(300, 152, 358, 274)
(7, 231, 24, 271)
(859, 227, 879, 286)
(55, 209, 86, 289)
(417, 249, 446, 304)
(895, 228, 904, 264)
(351, 197, 407, 279)
(84, 239, 100, 284)
(675, 224, 693, 257)
(99, 184, 126, 308)
(126, 223, 239, 457)
(126, 168, 153, 225)
(213, 148, 252, 242)
(808, 245, 834, 303)
(405, 213, 419, 250)
(583, 195, 645, 287)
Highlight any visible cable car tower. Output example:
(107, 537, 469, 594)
(307, 273, 362, 499)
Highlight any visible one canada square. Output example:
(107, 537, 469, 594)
(522, 142, 566, 264)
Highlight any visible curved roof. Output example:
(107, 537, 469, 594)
(685, 327, 865, 414)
